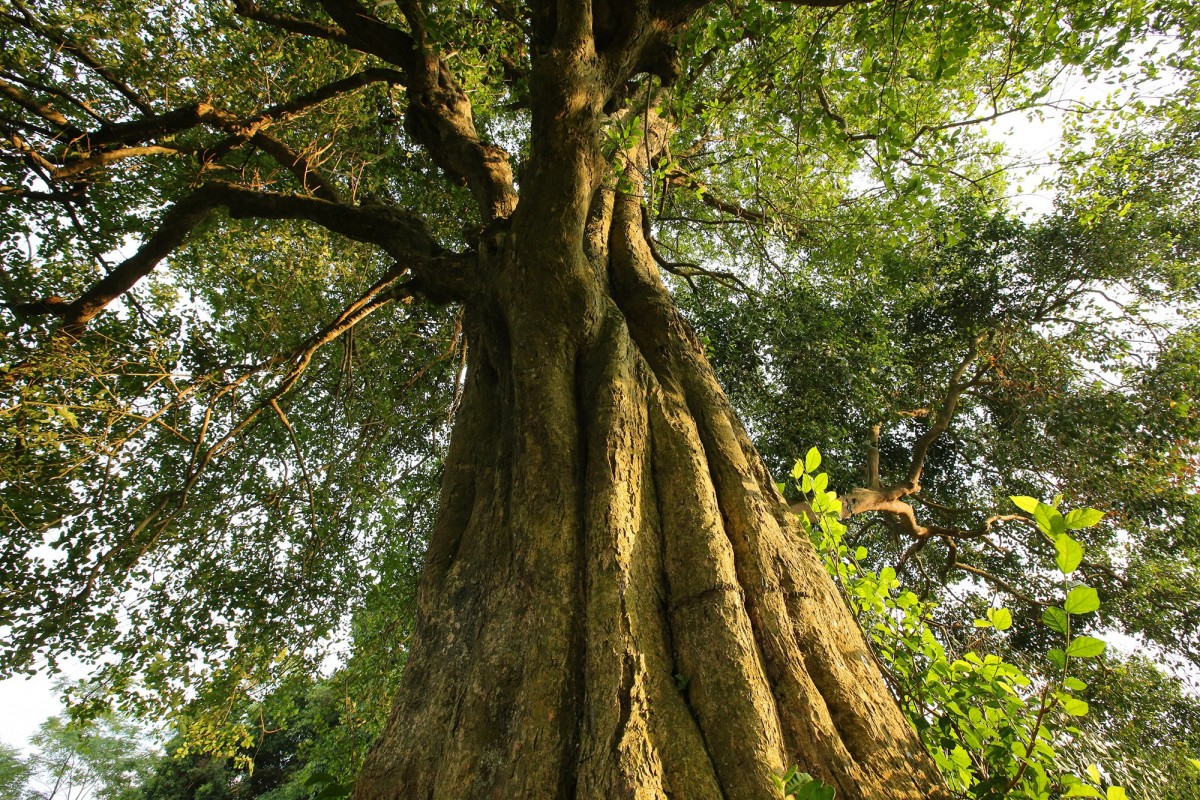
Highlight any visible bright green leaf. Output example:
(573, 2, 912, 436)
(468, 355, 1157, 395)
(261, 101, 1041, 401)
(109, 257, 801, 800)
(1065, 586, 1100, 615)
(1065, 636, 1107, 658)
(1036, 503, 1067, 536)
(1062, 697, 1089, 716)
(1043, 607, 1070, 634)
(1010, 495, 1040, 514)
(989, 608, 1013, 631)
(1055, 535, 1084, 575)
(1065, 508, 1105, 529)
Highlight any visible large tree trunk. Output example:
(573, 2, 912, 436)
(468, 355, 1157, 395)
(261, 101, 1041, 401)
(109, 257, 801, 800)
(354, 34, 945, 800)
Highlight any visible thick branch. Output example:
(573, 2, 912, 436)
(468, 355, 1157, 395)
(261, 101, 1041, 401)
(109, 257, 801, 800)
(237, 0, 516, 220)
(0, 77, 82, 138)
(8, 183, 462, 335)
(230, 0, 356, 46)
(83, 68, 405, 152)
(907, 331, 987, 486)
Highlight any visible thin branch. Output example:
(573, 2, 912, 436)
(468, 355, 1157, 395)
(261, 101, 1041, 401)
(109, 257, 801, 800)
(666, 168, 770, 222)
(640, 205, 758, 295)
(270, 398, 319, 539)
(8, 0, 152, 114)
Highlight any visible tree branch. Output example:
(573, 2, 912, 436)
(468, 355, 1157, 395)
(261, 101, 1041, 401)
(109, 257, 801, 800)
(235, 0, 517, 220)
(8, 0, 152, 115)
(6, 183, 463, 335)
(906, 330, 988, 486)
(0, 76, 82, 138)
(230, 0, 356, 46)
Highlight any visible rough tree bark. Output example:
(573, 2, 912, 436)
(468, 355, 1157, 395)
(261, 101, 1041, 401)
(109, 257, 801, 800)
(352, 8, 947, 798)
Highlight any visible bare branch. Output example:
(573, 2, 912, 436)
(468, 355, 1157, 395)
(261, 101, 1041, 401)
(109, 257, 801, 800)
(907, 330, 988, 486)
(51, 145, 189, 180)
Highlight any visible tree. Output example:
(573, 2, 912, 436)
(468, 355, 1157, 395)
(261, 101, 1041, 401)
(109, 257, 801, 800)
(2, 0, 1197, 797)
(24, 715, 154, 800)
(0, 744, 31, 800)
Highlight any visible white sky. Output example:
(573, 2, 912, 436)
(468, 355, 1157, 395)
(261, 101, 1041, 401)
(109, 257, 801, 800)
(0, 670, 70, 753)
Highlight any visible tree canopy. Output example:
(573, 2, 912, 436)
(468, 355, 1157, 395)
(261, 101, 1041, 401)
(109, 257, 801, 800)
(2, 0, 1199, 796)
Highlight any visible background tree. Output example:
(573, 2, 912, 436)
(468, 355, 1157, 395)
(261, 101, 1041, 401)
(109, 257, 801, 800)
(0, 744, 32, 800)
(2, 0, 1199, 797)
(22, 714, 154, 800)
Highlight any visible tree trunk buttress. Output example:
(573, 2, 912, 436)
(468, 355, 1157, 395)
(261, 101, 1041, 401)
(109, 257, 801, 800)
(353, 42, 946, 800)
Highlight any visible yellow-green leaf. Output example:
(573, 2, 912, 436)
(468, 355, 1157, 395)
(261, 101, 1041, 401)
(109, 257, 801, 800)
(1066, 636, 1106, 658)
(1065, 585, 1100, 614)
(990, 607, 1013, 631)
(1055, 534, 1084, 575)
(1010, 495, 1039, 514)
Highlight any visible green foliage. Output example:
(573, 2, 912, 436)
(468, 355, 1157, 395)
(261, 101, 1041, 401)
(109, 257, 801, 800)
(789, 451, 1136, 799)
(1, 0, 1199, 781)
(24, 713, 156, 800)
(773, 766, 835, 800)
(0, 744, 31, 800)
(137, 671, 380, 800)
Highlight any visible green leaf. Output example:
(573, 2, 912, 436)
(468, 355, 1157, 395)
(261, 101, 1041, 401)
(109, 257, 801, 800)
(1064, 508, 1105, 529)
(1010, 495, 1040, 514)
(1107, 788, 1127, 800)
(1065, 785, 1104, 798)
(305, 772, 338, 788)
(989, 608, 1013, 631)
(1055, 535, 1084, 575)
(1064, 586, 1100, 615)
(1047, 648, 1067, 669)
(1065, 636, 1107, 658)
(1087, 764, 1102, 784)
(805, 447, 821, 473)
(1062, 697, 1089, 716)
(813, 472, 829, 493)
(1043, 607, 1070, 634)
(1036, 503, 1066, 536)
(854, 546, 868, 560)
(790, 461, 804, 480)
